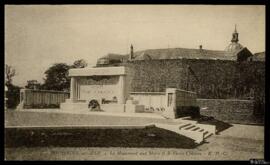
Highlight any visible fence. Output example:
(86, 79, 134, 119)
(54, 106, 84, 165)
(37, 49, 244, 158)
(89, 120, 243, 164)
(17, 89, 70, 109)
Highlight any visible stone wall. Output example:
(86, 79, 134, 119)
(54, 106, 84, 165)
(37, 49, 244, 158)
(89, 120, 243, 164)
(124, 60, 188, 92)
(197, 99, 264, 125)
(124, 59, 264, 98)
(123, 59, 265, 114)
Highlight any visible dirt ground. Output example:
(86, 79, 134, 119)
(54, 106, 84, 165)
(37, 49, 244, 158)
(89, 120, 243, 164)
(4, 110, 264, 160)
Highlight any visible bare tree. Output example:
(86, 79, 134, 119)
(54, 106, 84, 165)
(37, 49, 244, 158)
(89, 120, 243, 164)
(5, 64, 16, 85)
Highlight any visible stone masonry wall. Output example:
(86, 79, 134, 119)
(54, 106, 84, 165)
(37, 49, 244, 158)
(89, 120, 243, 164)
(197, 99, 263, 124)
(122, 59, 265, 121)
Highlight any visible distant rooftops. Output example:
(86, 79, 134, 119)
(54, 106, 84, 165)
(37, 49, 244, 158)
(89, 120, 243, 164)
(130, 47, 245, 61)
(96, 26, 263, 66)
(252, 52, 265, 61)
(97, 46, 252, 65)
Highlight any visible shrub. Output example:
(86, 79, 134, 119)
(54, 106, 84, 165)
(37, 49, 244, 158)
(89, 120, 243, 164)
(175, 106, 200, 118)
(6, 84, 21, 109)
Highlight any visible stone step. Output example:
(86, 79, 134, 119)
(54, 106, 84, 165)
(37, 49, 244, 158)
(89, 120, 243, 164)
(155, 122, 216, 144)
(178, 123, 192, 129)
(203, 132, 213, 139)
(191, 127, 200, 131)
(199, 129, 204, 132)
(203, 131, 208, 135)
(184, 125, 196, 130)
(179, 116, 192, 120)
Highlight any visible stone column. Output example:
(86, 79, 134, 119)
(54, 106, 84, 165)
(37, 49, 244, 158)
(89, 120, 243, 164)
(119, 75, 126, 104)
(163, 88, 177, 119)
(70, 77, 75, 102)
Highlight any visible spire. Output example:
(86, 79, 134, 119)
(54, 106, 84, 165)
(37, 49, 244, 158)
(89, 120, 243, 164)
(234, 24, 237, 33)
(231, 24, 239, 43)
(130, 44, 134, 60)
(225, 24, 243, 52)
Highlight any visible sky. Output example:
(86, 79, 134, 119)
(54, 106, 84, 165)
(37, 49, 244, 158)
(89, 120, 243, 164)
(5, 5, 265, 87)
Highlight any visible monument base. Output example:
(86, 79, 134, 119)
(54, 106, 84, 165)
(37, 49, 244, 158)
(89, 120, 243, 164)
(125, 104, 145, 113)
(100, 104, 125, 113)
(60, 100, 146, 114)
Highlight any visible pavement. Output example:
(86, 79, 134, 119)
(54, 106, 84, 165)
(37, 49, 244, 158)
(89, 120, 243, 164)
(5, 110, 177, 127)
(17, 108, 165, 119)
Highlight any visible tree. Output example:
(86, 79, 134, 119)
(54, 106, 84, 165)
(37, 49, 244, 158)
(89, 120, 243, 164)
(41, 59, 87, 91)
(6, 83, 21, 109)
(5, 64, 16, 85)
(42, 63, 70, 91)
(5, 64, 21, 109)
(25, 80, 42, 90)
(71, 59, 87, 68)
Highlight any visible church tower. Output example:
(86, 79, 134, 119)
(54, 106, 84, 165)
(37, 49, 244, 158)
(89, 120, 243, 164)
(231, 24, 239, 43)
(225, 24, 243, 52)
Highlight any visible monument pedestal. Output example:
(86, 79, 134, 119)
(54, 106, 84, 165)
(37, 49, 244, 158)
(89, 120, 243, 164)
(60, 101, 88, 112)
(125, 104, 145, 113)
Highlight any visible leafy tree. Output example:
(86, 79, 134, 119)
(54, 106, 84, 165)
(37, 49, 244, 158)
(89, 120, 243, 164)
(71, 59, 88, 68)
(41, 59, 87, 91)
(25, 80, 42, 90)
(42, 63, 70, 91)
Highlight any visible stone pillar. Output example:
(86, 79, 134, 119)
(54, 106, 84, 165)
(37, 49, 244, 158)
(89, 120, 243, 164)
(163, 88, 177, 119)
(70, 77, 76, 102)
(119, 75, 126, 104)
(166, 88, 177, 108)
(74, 77, 78, 101)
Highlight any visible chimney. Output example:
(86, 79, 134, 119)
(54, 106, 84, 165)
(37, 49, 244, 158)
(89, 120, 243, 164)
(130, 44, 134, 60)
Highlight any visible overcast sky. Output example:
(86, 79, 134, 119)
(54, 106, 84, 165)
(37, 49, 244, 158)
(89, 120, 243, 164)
(5, 5, 265, 87)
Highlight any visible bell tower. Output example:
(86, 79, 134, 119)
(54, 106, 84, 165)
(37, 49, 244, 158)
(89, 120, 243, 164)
(231, 24, 239, 43)
(225, 24, 243, 53)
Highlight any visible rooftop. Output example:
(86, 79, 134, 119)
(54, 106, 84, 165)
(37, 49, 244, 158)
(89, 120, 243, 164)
(98, 47, 249, 63)
(253, 52, 265, 61)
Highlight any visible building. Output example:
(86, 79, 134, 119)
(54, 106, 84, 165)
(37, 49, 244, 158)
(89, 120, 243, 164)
(97, 26, 255, 67)
(55, 26, 264, 124)
(252, 52, 265, 61)
(94, 26, 265, 123)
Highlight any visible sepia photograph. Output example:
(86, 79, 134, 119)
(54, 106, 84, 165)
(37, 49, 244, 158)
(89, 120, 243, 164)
(4, 4, 266, 161)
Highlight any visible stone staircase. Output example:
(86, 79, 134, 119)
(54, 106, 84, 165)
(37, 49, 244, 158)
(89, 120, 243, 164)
(154, 121, 215, 144)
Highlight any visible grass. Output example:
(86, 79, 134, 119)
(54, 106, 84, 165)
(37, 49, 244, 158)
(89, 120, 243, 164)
(5, 110, 197, 149)
(4, 110, 264, 160)
(5, 127, 197, 149)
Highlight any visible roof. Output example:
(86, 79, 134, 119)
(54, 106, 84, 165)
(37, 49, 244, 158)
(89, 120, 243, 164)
(97, 47, 252, 63)
(131, 47, 240, 60)
(136, 52, 152, 60)
(225, 42, 244, 52)
(99, 53, 128, 60)
(253, 52, 265, 61)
